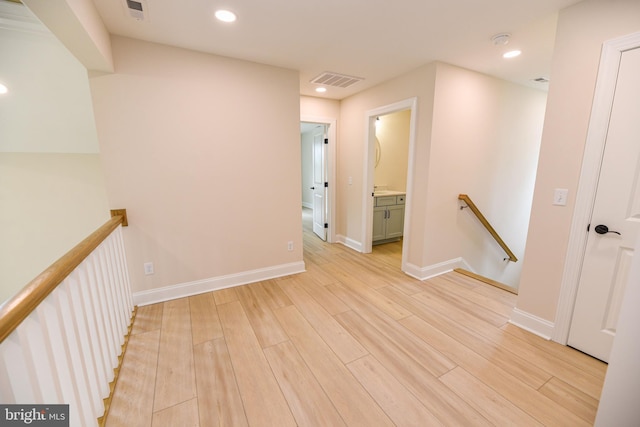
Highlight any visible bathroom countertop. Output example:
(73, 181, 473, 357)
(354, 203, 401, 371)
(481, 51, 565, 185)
(373, 190, 405, 197)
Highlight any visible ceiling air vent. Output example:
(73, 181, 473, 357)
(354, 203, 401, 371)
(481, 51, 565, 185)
(310, 72, 364, 88)
(532, 77, 549, 83)
(125, 0, 147, 21)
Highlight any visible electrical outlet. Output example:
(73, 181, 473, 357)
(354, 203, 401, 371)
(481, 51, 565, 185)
(287, 241, 294, 251)
(144, 262, 154, 275)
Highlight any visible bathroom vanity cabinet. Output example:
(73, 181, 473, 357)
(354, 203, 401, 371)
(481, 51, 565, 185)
(372, 194, 405, 243)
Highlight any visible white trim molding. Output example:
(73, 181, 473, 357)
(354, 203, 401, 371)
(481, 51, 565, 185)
(553, 31, 640, 344)
(510, 308, 555, 340)
(404, 257, 467, 281)
(133, 261, 305, 306)
(335, 234, 363, 253)
(362, 97, 418, 267)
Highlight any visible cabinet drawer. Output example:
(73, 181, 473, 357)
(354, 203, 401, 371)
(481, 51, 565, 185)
(396, 195, 405, 205)
(375, 196, 397, 206)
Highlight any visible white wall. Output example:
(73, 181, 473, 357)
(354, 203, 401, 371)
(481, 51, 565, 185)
(89, 36, 303, 299)
(374, 110, 410, 192)
(428, 63, 546, 287)
(516, 0, 640, 322)
(0, 154, 109, 303)
(338, 63, 437, 267)
(337, 61, 545, 283)
(0, 12, 100, 153)
(0, 3, 109, 303)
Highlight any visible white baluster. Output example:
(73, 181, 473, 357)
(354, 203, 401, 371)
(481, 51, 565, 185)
(77, 263, 109, 399)
(0, 331, 35, 402)
(38, 293, 86, 427)
(57, 280, 99, 426)
(64, 271, 103, 420)
(85, 258, 114, 387)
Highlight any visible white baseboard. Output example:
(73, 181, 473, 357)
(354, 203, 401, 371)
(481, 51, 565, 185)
(133, 261, 306, 306)
(404, 257, 466, 281)
(336, 234, 363, 252)
(509, 307, 555, 340)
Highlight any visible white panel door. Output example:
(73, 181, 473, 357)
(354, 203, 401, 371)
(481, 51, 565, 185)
(568, 47, 640, 362)
(312, 130, 327, 240)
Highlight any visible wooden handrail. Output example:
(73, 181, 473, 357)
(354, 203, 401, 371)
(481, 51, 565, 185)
(458, 194, 518, 262)
(0, 214, 125, 343)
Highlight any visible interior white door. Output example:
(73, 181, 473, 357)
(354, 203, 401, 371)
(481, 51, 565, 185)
(311, 129, 327, 240)
(568, 47, 640, 362)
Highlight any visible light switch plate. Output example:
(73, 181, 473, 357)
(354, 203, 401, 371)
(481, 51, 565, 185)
(553, 188, 569, 206)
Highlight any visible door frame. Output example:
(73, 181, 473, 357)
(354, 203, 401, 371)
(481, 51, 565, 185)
(301, 115, 337, 243)
(361, 97, 418, 274)
(553, 31, 640, 344)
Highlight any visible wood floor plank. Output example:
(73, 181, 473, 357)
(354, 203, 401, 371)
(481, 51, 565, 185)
(264, 340, 347, 427)
(539, 377, 600, 424)
(331, 257, 391, 289)
(302, 263, 339, 286)
(188, 292, 223, 346)
(501, 323, 607, 380)
(328, 271, 413, 320)
(212, 287, 239, 305)
(279, 276, 368, 363)
(378, 285, 552, 389)
(440, 367, 544, 427)
(274, 305, 395, 427)
(401, 315, 590, 426)
(153, 298, 196, 412)
(287, 274, 351, 315)
(347, 355, 443, 426)
(428, 275, 515, 317)
(337, 251, 424, 295)
(258, 279, 293, 309)
(489, 327, 605, 400)
(217, 301, 296, 427)
(328, 282, 456, 378)
(131, 304, 163, 335)
(335, 310, 491, 426)
(193, 339, 248, 427)
(235, 283, 289, 348)
(106, 330, 160, 427)
(151, 398, 199, 427)
(421, 278, 510, 327)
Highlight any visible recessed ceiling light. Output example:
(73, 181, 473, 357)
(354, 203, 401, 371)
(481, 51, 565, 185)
(215, 9, 236, 23)
(503, 50, 522, 59)
(315, 87, 327, 93)
(0, 84, 7, 94)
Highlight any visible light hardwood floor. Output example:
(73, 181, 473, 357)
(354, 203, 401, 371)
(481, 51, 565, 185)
(106, 208, 607, 426)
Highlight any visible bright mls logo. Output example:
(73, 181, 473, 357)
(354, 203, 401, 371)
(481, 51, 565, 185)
(0, 405, 69, 426)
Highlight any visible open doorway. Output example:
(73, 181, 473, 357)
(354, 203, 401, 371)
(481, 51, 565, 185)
(362, 98, 418, 273)
(370, 111, 411, 265)
(300, 117, 336, 244)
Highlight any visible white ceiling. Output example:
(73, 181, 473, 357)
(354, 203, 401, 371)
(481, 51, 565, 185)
(90, 0, 583, 99)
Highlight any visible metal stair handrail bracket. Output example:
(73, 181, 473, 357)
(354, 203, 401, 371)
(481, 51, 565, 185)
(458, 194, 518, 262)
(0, 213, 134, 427)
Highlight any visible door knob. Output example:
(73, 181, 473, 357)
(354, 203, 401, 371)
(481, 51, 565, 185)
(310, 186, 315, 190)
(594, 224, 621, 235)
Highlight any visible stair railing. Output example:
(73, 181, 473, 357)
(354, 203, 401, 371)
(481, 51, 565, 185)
(0, 211, 134, 427)
(458, 194, 518, 262)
